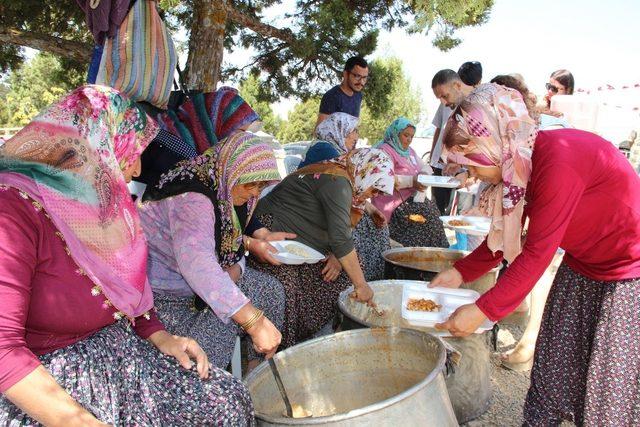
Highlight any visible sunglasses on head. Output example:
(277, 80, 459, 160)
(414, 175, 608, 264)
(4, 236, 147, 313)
(546, 83, 559, 93)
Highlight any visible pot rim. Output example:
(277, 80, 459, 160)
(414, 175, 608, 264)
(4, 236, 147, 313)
(382, 247, 501, 273)
(338, 280, 418, 329)
(245, 327, 447, 425)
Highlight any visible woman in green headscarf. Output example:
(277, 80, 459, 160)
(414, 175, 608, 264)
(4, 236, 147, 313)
(372, 117, 449, 248)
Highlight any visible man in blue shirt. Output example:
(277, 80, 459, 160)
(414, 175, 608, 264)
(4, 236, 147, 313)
(316, 56, 369, 125)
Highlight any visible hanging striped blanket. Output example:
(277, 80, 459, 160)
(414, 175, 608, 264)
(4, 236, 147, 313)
(96, 0, 177, 109)
(156, 88, 260, 155)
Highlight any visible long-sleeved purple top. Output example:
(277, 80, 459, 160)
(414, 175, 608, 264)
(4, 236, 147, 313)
(138, 192, 249, 323)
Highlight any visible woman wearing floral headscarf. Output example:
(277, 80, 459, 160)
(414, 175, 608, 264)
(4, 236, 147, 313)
(0, 86, 254, 425)
(431, 83, 640, 426)
(372, 117, 449, 248)
(300, 112, 390, 280)
(140, 122, 289, 372)
(250, 148, 395, 348)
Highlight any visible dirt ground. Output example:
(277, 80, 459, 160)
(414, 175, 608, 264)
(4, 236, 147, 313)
(463, 322, 531, 426)
(463, 320, 573, 427)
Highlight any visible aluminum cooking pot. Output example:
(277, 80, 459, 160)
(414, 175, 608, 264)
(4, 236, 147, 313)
(245, 328, 458, 426)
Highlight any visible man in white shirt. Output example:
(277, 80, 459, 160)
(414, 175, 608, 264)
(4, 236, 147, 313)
(429, 66, 481, 213)
(429, 103, 454, 213)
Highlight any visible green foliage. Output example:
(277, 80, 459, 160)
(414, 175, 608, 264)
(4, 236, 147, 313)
(359, 58, 422, 143)
(408, 0, 494, 51)
(238, 73, 283, 135)
(364, 57, 406, 118)
(1, 0, 493, 101)
(228, 0, 386, 99)
(0, 0, 89, 73)
(0, 82, 11, 126)
(0, 53, 86, 127)
(276, 97, 321, 143)
(225, 0, 493, 97)
(161, 0, 492, 99)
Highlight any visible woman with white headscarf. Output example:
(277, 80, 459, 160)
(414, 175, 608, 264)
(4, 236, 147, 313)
(299, 112, 359, 168)
(250, 148, 395, 347)
(300, 112, 390, 280)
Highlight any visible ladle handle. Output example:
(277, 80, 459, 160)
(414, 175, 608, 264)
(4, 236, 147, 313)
(268, 358, 293, 418)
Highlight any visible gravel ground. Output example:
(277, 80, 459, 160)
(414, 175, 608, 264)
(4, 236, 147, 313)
(463, 322, 531, 426)
(463, 320, 574, 427)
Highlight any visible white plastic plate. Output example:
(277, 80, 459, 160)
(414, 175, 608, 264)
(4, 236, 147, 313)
(269, 240, 325, 265)
(439, 215, 491, 236)
(417, 175, 461, 188)
(401, 282, 494, 333)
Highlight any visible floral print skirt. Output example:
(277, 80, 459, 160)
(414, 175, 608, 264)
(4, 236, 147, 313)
(0, 321, 255, 426)
(250, 214, 351, 349)
(523, 263, 640, 426)
(154, 267, 285, 368)
(352, 214, 390, 282)
(388, 199, 449, 248)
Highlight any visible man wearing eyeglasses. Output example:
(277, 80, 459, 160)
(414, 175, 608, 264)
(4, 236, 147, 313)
(316, 56, 369, 126)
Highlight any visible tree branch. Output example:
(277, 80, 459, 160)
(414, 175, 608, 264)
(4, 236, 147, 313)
(220, 2, 296, 45)
(0, 26, 92, 63)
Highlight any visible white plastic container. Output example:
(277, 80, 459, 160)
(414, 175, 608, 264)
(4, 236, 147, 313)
(418, 175, 460, 188)
(439, 215, 491, 236)
(269, 240, 325, 265)
(401, 283, 494, 332)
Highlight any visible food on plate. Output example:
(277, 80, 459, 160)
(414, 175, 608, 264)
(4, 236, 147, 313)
(406, 298, 442, 312)
(285, 244, 311, 258)
(408, 214, 427, 223)
(448, 219, 472, 227)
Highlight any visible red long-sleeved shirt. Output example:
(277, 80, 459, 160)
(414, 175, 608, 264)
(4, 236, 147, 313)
(0, 188, 165, 393)
(455, 129, 640, 321)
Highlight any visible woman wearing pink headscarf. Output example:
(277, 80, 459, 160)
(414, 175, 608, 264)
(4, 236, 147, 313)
(431, 83, 640, 426)
(0, 86, 254, 425)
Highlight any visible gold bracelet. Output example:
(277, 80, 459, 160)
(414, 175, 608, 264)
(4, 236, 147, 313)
(243, 313, 263, 332)
(240, 309, 260, 330)
(240, 309, 263, 331)
(244, 236, 251, 257)
(242, 310, 263, 332)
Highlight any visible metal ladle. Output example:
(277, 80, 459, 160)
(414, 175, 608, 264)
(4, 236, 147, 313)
(268, 357, 313, 418)
(349, 292, 385, 317)
(268, 358, 293, 417)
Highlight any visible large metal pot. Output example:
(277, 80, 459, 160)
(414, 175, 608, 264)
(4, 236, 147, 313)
(383, 247, 500, 294)
(338, 280, 492, 424)
(245, 328, 458, 426)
